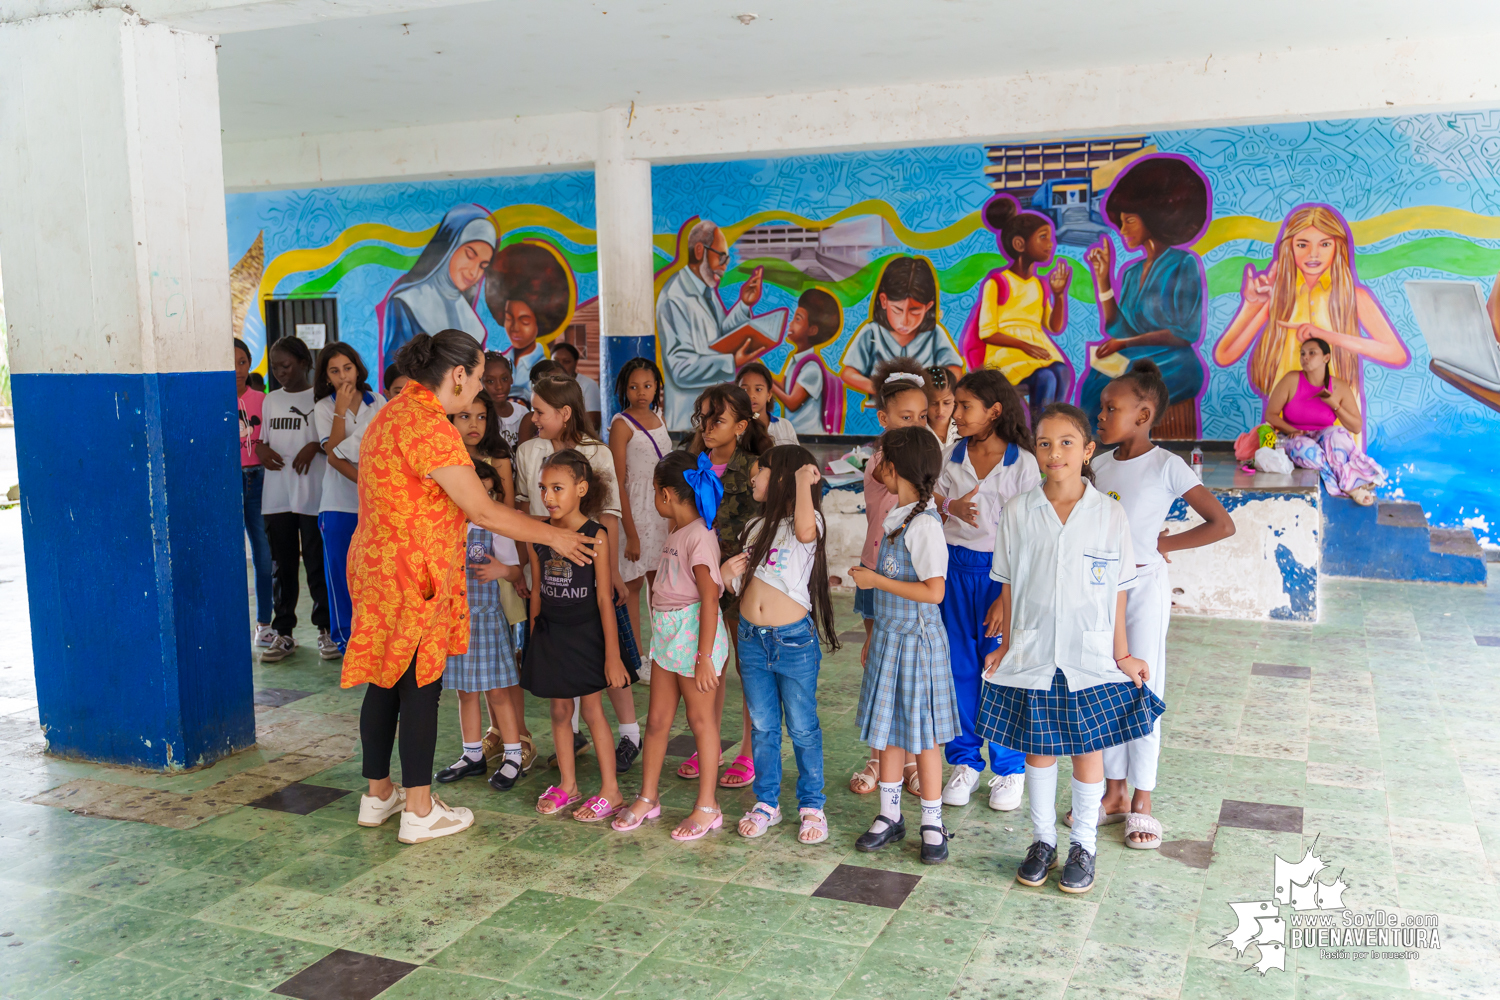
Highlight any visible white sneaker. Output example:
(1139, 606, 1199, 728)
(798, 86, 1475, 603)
(358, 786, 406, 827)
(260, 633, 295, 662)
(317, 630, 341, 660)
(253, 623, 276, 648)
(987, 772, 1024, 811)
(941, 764, 981, 806)
(398, 796, 474, 844)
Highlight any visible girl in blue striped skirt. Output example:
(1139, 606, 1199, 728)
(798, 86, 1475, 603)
(977, 404, 1164, 894)
(849, 426, 961, 865)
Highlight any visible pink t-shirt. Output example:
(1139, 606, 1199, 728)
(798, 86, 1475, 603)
(652, 518, 724, 612)
(860, 449, 899, 569)
(239, 388, 264, 468)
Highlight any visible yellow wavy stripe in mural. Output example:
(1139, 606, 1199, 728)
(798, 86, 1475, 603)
(1193, 206, 1500, 255)
(488, 205, 596, 246)
(257, 222, 437, 305)
(719, 200, 984, 250)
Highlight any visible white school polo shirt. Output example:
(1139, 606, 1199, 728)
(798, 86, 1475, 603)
(1092, 446, 1200, 570)
(988, 483, 1139, 690)
(936, 438, 1043, 552)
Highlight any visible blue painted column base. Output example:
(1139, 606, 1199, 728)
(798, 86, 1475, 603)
(14, 372, 256, 769)
(601, 334, 659, 440)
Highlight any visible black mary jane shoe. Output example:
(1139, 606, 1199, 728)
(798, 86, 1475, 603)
(488, 758, 523, 792)
(919, 824, 951, 865)
(1059, 843, 1096, 894)
(615, 736, 641, 774)
(436, 757, 486, 784)
(1016, 840, 1058, 887)
(855, 814, 906, 852)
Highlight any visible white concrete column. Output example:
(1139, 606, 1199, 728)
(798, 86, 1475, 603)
(0, 9, 253, 768)
(593, 105, 656, 435)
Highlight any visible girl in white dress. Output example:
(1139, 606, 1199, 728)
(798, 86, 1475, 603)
(609, 358, 672, 680)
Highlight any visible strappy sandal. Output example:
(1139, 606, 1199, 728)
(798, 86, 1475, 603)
(738, 802, 782, 839)
(719, 754, 755, 789)
(536, 785, 582, 816)
(1124, 812, 1164, 850)
(518, 733, 537, 772)
(903, 761, 921, 797)
(671, 805, 723, 842)
(574, 794, 621, 823)
(798, 808, 829, 845)
(611, 795, 660, 832)
(676, 752, 700, 779)
(849, 757, 880, 794)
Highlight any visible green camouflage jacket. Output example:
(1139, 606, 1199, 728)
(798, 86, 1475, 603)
(713, 448, 761, 614)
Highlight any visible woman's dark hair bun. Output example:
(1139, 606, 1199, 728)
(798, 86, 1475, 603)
(395, 329, 483, 390)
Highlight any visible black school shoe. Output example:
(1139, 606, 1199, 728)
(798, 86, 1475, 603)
(855, 814, 906, 852)
(615, 736, 641, 773)
(1016, 840, 1059, 886)
(1059, 843, 1096, 893)
(489, 757, 525, 791)
(546, 732, 591, 769)
(436, 757, 486, 784)
(919, 824, 951, 865)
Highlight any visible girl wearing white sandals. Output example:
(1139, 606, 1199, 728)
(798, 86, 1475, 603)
(724, 446, 839, 846)
(1089, 361, 1234, 849)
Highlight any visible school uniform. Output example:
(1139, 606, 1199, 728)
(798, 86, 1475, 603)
(313, 391, 385, 652)
(765, 414, 799, 447)
(855, 503, 960, 753)
(444, 526, 521, 692)
(261, 387, 327, 636)
(935, 438, 1041, 777)
(975, 484, 1164, 755)
(1093, 447, 1199, 791)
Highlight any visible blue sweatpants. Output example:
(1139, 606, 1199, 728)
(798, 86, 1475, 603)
(940, 544, 1026, 776)
(319, 511, 358, 652)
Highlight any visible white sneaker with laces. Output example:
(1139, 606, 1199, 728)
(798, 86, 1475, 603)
(317, 630, 341, 660)
(358, 786, 406, 827)
(987, 772, 1024, 811)
(260, 633, 295, 662)
(253, 623, 276, 648)
(398, 796, 474, 844)
(941, 764, 981, 806)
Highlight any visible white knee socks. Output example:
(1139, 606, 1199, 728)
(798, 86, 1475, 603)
(1070, 777, 1105, 856)
(1026, 762, 1058, 848)
(878, 780, 902, 822)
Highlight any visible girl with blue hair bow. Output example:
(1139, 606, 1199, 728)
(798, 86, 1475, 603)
(611, 449, 736, 841)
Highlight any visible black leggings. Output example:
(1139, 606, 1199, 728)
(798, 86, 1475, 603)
(359, 655, 443, 788)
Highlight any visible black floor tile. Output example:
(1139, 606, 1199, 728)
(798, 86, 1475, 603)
(664, 734, 739, 758)
(1218, 799, 1303, 834)
(248, 782, 351, 815)
(1250, 662, 1312, 679)
(255, 688, 313, 707)
(272, 949, 415, 1000)
(811, 863, 921, 909)
(1476, 636, 1500, 647)
(1160, 839, 1214, 869)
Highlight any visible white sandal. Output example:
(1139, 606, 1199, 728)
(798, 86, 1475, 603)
(738, 802, 782, 839)
(849, 758, 880, 794)
(1124, 812, 1163, 850)
(798, 808, 829, 845)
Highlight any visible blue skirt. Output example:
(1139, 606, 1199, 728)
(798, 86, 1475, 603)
(975, 668, 1164, 756)
(443, 608, 519, 692)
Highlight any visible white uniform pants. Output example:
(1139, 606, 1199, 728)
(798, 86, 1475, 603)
(1103, 562, 1170, 791)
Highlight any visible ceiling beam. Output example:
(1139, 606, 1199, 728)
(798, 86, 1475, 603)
(0, 0, 479, 32)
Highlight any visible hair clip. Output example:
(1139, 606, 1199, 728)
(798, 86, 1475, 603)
(926, 366, 948, 388)
(883, 372, 924, 386)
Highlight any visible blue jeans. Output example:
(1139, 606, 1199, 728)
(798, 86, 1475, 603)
(319, 511, 358, 651)
(738, 615, 826, 811)
(242, 467, 273, 624)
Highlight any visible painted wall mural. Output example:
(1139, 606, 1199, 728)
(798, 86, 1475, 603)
(650, 113, 1500, 538)
(224, 172, 598, 399)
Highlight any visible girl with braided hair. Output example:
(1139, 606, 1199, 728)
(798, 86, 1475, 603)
(847, 425, 961, 864)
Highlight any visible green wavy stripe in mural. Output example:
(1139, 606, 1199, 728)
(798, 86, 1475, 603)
(500, 233, 598, 274)
(1204, 236, 1500, 299)
(287, 245, 417, 298)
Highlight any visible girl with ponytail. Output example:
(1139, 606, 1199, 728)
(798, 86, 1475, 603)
(847, 426, 961, 865)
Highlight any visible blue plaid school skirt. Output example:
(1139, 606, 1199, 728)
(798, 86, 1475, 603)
(856, 620, 962, 754)
(975, 668, 1164, 756)
(444, 608, 519, 692)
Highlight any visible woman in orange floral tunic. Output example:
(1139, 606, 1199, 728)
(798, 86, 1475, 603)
(343, 330, 599, 845)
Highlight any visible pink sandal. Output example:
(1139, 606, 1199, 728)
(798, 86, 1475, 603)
(719, 755, 755, 789)
(536, 785, 582, 816)
(671, 805, 723, 842)
(574, 795, 621, 823)
(676, 752, 699, 779)
(611, 795, 661, 832)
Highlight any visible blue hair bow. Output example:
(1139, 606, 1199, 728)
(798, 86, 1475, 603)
(683, 452, 725, 526)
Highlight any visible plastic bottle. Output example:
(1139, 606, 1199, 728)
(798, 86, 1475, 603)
(1190, 445, 1204, 482)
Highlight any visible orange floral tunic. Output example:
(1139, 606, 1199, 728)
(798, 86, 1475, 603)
(341, 381, 473, 689)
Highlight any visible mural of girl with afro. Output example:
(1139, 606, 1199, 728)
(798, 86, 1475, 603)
(483, 239, 577, 401)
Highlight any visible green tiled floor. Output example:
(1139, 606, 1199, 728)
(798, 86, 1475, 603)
(0, 572, 1499, 998)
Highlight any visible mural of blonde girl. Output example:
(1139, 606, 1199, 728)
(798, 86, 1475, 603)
(1214, 204, 1409, 502)
(958, 194, 1073, 412)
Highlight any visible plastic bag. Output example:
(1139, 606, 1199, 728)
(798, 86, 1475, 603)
(1254, 446, 1294, 474)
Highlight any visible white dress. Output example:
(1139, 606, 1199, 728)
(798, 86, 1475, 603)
(613, 412, 672, 582)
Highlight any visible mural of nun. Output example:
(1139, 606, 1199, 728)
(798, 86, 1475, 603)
(378, 204, 497, 373)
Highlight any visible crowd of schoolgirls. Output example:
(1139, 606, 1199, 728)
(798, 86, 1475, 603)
(242, 324, 1234, 892)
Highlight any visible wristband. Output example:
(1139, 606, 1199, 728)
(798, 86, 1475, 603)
(1114, 654, 1132, 663)
(1099, 289, 1115, 302)
(939, 497, 951, 516)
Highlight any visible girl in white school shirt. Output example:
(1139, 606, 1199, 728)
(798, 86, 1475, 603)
(1088, 360, 1234, 848)
(976, 403, 1164, 894)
